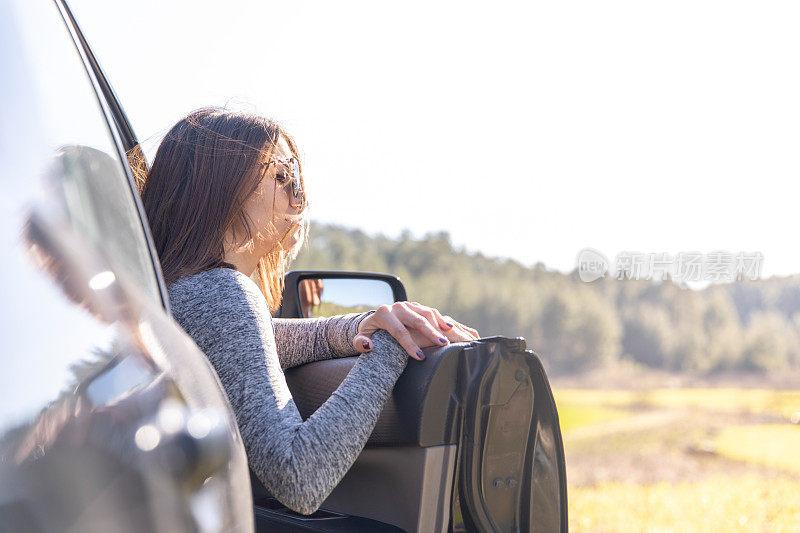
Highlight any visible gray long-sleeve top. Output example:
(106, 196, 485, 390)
(167, 267, 409, 515)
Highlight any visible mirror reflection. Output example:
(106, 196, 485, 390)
(299, 278, 395, 318)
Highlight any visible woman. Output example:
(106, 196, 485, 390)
(139, 108, 479, 515)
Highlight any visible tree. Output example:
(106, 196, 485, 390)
(741, 312, 800, 372)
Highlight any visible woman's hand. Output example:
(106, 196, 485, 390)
(354, 302, 479, 361)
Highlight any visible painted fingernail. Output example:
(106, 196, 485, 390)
(445, 322, 454, 328)
(439, 337, 448, 344)
(416, 350, 426, 360)
(362, 340, 371, 350)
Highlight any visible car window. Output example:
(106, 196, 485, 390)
(52, 144, 160, 303)
(4, 0, 161, 306)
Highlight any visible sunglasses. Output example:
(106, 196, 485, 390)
(261, 157, 304, 203)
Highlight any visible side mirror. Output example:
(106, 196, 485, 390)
(275, 271, 408, 319)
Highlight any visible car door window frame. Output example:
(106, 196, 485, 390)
(55, 0, 171, 314)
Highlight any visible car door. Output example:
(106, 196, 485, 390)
(249, 271, 569, 533)
(0, 1, 253, 531)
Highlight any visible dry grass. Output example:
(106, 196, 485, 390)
(558, 404, 631, 432)
(715, 424, 800, 475)
(570, 475, 800, 533)
(554, 387, 800, 531)
(555, 388, 800, 421)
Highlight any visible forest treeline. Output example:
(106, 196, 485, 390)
(291, 223, 800, 375)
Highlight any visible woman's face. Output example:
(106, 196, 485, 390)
(237, 135, 306, 257)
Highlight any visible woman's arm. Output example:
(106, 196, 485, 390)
(168, 269, 407, 515)
(272, 311, 374, 369)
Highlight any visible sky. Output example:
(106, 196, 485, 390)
(68, 0, 800, 277)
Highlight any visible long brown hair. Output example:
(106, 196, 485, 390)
(138, 107, 306, 311)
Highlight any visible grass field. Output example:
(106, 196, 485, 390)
(553, 387, 800, 532)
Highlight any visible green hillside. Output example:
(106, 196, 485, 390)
(291, 223, 800, 375)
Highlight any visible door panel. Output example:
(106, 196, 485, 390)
(257, 270, 568, 532)
(322, 445, 456, 533)
(285, 343, 462, 447)
(275, 337, 569, 532)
